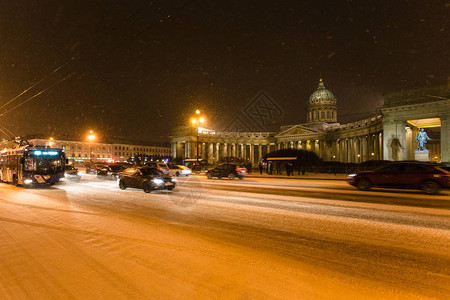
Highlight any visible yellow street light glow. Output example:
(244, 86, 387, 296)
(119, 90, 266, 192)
(87, 130, 96, 141)
(192, 119, 197, 124)
(199, 117, 205, 123)
(195, 110, 200, 115)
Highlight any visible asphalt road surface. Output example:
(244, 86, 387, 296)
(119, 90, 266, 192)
(0, 174, 448, 299)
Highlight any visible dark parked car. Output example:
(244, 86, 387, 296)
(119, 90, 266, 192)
(118, 167, 176, 193)
(97, 164, 126, 180)
(347, 162, 450, 194)
(206, 163, 247, 180)
(64, 165, 81, 181)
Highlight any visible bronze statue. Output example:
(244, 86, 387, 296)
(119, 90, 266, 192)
(416, 128, 431, 151)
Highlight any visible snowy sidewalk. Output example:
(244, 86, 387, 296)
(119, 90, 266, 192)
(246, 173, 348, 180)
(192, 172, 348, 180)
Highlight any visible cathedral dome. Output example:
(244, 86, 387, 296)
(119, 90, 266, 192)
(309, 79, 336, 106)
(306, 79, 337, 123)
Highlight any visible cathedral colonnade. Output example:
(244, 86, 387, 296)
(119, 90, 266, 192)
(170, 140, 277, 165)
(277, 132, 383, 163)
(171, 81, 449, 166)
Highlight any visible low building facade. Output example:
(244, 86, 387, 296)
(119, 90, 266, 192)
(28, 139, 171, 163)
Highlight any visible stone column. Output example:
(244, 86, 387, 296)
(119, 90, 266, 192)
(374, 134, 379, 160)
(202, 143, 206, 160)
(441, 115, 449, 162)
(216, 143, 220, 163)
(359, 137, 363, 161)
(185, 142, 189, 158)
(258, 144, 262, 162)
(361, 137, 365, 162)
(250, 144, 254, 164)
(379, 133, 383, 160)
(171, 142, 177, 159)
(334, 140, 339, 162)
(208, 143, 214, 164)
(223, 143, 228, 159)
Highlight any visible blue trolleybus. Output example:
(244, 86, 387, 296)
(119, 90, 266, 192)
(0, 140, 65, 186)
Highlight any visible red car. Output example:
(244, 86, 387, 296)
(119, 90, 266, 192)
(347, 162, 450, 194)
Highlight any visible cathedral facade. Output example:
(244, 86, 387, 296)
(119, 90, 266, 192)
(171, 80, 449, 165)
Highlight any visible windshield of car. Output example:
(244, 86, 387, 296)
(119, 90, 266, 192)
(140, 168, 163, 176)
(109, 165, 125, 172)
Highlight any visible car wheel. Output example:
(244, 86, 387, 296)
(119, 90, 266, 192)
(119, 180, 126, 190)
(143, 183, 152, 193)
(13, 175, 19, 187)
(238, 176, 244, 180)
(228, 173, 236, 180)
(167, 186, 175, 191)
(175, 172, 180, 177)
(421, 180, 440, 195)
(356, 178, 371, 191)
(207, 173, 213, 179)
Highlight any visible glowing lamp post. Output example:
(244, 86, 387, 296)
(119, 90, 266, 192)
(191, 110, 205, 169)
(49, 137, 54, 147)
(87, 130, 96, 161)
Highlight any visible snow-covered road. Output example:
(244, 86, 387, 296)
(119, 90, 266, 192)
(0, 174, 449, 299)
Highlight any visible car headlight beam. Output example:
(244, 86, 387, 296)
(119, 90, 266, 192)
(153, 178, 164, 185)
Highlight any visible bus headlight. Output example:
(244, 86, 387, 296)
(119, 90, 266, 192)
(59, 178, 66, 182)
(24, 179, 33, 184)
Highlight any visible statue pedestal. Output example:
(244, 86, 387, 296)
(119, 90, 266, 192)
(415, 150, 429, 162)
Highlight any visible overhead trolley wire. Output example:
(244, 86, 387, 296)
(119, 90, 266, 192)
(0, 0, 198, 118)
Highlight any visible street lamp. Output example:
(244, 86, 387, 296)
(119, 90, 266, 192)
(191, 110, 205, 170)
(49, 137, 54, 147)
(87, 130, 96, 161)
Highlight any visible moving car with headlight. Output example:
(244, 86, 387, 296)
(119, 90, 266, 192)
(85, 162, 101, 174)
(168, 165, 192, 176)
(206, 163, 247, 180)
(97, 164, 126, 180)
(0, 140, 65, 186)
(118, 166, 176, 193)
(347, 162, 450, 194)
(64, 164, 82, 181)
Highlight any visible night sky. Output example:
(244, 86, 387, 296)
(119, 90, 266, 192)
(0, 0, 448, 144)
